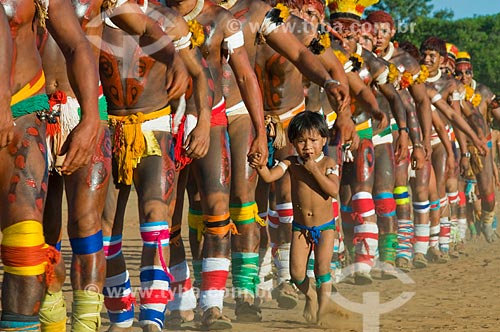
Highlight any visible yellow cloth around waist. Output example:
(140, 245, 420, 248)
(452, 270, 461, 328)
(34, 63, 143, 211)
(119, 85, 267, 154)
(10, 70, 46, 106)
(108, 105, 171, 185)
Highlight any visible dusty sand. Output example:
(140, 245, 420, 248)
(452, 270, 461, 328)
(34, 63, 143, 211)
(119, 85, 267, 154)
(2, 189, 500, 332)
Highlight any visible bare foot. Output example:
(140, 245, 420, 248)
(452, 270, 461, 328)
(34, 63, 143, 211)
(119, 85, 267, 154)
(201, 307, 232, 330)
(303, 280, 318, 324)
(302, 292, 318, 323)
(317, 297, 350, 328)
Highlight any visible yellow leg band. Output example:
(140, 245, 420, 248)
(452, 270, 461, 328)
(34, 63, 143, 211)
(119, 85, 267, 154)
(71, 290, 103, 332)
(229, 202, 266, 227)
(1, 220, 50, 276)
(40, 290, 67, 332)
(2, 220, 44, 247)
(188, 209, 204, 242)
(394, 186, 411, 205)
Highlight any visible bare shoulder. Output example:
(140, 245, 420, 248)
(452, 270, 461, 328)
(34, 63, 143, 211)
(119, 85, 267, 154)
(332, 42, 349, 57)
(208, 4, 240, 35)
(246, 0, 271, 15)
(286, 14, 315, 44)
(393, 48, 419, 74)
(323, 155, 337, 166)
(476, 82, 494, 101)
(151, 3, 189, 38)
(363, 49, 386, 77)
(445, 75, 459, 90)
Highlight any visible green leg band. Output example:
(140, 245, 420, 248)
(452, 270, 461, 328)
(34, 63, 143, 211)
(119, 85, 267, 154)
(71, 290, 103, 332)
(379, 233, 398, 263)
(192, 259, 202, 288)
(316, 273, 332, 288)
(291, 278, 306, 286)
(469, 223, 478, 235)
(40, 290, 67, 332)
(231, 252, 260, 297)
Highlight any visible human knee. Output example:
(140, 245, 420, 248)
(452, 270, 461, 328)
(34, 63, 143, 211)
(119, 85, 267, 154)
(289, 269, 307, 285)
(142, 200, 169, 222)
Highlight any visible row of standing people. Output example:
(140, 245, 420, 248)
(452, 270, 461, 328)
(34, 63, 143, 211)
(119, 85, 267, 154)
(1, 0, 498, 331)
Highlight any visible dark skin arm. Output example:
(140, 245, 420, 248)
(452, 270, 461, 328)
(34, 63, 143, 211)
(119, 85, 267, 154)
(348, 72, 388, 130)
(0, 5, 13, 148)
(228, 46, 268, 166)
(408, 81, 433, 160)
(266, 25, 348, 111)
(432, 110, 455, 178)
(265, 24, 357, 146)
(406, 104, 425, 170)
(169, 13, 214, 159)
(178, 48, 213, 159)
(379, 82, 408, 162)
(432, 98, 486, 154)
(46, 0, 100, 175)
(316, 43, 350, 113)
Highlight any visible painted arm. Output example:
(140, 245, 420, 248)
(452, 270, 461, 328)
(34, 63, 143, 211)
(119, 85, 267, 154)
(229, 46, 268, 166)
(409, 82, 433, 160)
(109, 1, 176, 67)
(317, 46, 350, 113)
(0, 5, 13, 148)
(47, 0, 100, 174)
(432, 96, 486, 155)
(379, 82, 408, 162)
(432, 110, 455, 176)
(406, 104, 425, 170)
(266, 26, 347, 110)
(177, 46, 214, 159)
(347, 72, 388, 130)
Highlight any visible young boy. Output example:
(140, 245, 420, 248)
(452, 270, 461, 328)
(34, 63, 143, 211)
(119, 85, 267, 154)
(251, 110, 340, 325)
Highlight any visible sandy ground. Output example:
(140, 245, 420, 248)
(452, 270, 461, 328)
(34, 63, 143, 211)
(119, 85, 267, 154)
(2, 189, 500, 332)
